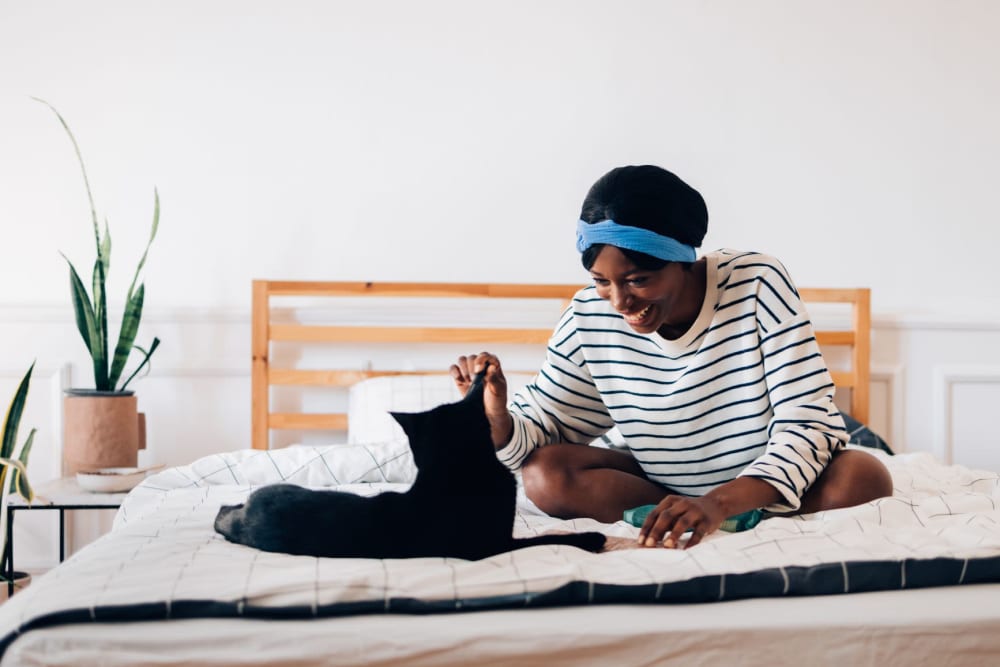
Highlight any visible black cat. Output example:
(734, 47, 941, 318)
(214, 371, 606, 559)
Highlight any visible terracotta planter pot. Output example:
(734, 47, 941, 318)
(63, 391, 141, 475)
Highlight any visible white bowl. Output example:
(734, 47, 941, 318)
(76, 467, 148, 493)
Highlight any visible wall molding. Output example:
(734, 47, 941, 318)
(873, 314, 1000, 332)
(931, 365, 1000, 464)
(871, 363, 905, 448)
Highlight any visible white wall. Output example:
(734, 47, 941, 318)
(2, 1, 999, 568)
(3, 1, 999, 315)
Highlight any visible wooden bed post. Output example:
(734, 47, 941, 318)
(251, 280, 270, 450)
(852, 288, 871, 425)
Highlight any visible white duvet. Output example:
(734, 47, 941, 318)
(0, 444, 998, 658)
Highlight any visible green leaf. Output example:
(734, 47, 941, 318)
(13, 429, 36, 502)
(0, 458, 28, 485)
(68, 255, 109, 389)
(0, 458, 29, 506)
(62, 254, 98, 359)
(119, 336, 160, 391)
(31, 98, 101, 253)
(127, 189, 159, 303)
(99, 217, 111, 279)
(108, 284, 145, 390)
(91, 258, 110, 389)
(38, 99, 162, 393)
(1, 363, 33, 460)
(0, 465, 11, 550)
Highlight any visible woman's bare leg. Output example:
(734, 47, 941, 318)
(796, 448, 894, 514)
(521, 444, 667, 523)
(522, 444, 895, 524)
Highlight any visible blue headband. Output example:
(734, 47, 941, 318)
(576, 219, 697, 263)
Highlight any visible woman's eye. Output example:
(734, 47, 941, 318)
(628, 277, 648, 286)
(592, 278, 610, 287)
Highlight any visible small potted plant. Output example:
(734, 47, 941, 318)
(1, 364, 37, 594)
(34, 99, 161, 475)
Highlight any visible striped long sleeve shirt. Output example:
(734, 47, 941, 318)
(496, 249, 848, 512)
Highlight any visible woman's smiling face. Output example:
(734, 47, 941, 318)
(588, 245, 694, 336)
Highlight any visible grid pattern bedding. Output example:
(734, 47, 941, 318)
(0, 445, 998, 659)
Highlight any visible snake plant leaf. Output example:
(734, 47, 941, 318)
(74, 256, 111, 388)
(12, 428, 36, 501)
(108, 283, 145, 390)
(0, 465, 10, 556)
(99, 217, 111, 278)
(40, 100, 161, 393)
(127, 190, 159, 303)
(0, 458, 29, 501)
(62, 253, 99, 362)
(0, 463, 13, 550)
(91, 256, 106, 352)
(94, 222, 110, 358)
(31, 98, 101, 249)
(92, 257, 110, 390)
(120, 337, 161, 392)
(1, 363, 33, 460)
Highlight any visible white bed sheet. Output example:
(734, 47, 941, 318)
(1, 444, 999, 666)
(5, 585, 1000, 666)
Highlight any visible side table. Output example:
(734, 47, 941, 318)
(4, 477, 129, 596)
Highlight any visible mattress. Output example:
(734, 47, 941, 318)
(5, 585, 1000, 666)
(0, 444, 998, 666)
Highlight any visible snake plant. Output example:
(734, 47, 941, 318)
(35, 99, 161, 392)
(1, 364, 36, 561)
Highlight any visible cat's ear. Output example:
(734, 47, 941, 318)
(390, 411, 418, 439)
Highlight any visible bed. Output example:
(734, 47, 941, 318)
(0, 281, 998, 666)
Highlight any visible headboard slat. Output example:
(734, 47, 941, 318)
(815, 331, 856, 346)
(252, 281, 871, 448)
(269, 369, 449, 387)
(269, 413, 348, 430)
(269, 325, 554, 345)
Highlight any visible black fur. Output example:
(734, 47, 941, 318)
(214, 372, 605, 559)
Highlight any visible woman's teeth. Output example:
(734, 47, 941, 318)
(624, 304, 652, 323)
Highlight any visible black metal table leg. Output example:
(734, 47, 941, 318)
(2, 493, 125, 597)
(5, 507, 13, 597)
(59, 509, 65, 562)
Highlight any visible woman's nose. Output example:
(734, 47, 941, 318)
(610, 285, 631, 311)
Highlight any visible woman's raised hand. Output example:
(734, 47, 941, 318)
(450, 352, 514, 448)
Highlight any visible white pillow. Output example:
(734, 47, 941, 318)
(347, 373, 535, 445)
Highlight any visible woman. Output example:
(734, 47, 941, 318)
(450, 165, 893, 549)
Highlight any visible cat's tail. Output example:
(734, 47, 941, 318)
(214, 503, 245, 543)
(511, 531, 605, 553)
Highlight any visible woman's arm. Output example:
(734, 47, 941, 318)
(499, 302, 615, 469)
(449, 299, 614, 467)
(640, 260, 848, 546)
(738, 308, 849, 512)
(638, 476, 781, 548)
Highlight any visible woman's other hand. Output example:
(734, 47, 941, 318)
(637, 495, 727, 549)
(450, 352, 514, 448)
(638, 478, 779, 549)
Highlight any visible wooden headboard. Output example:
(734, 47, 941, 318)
(251, 281, 870, 450)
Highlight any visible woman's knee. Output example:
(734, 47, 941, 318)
(521, 446, 578, 516)
(809, 449, 894, 511)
